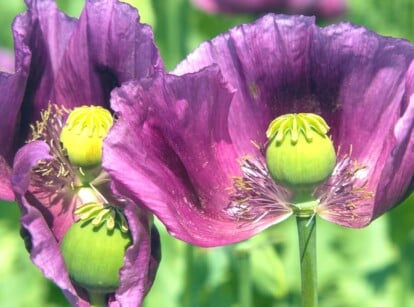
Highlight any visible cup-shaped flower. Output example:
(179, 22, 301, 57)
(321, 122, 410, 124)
(1, 0, 163, 305)
(104, 14, 414, 248)
(192, 0, 346, 18)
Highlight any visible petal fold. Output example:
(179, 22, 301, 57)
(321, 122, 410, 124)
(105, 68, 289, 247)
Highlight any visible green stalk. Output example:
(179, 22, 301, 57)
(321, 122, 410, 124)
(237, 251, 252, 307)
(296, 216, 318, 307)
(88, 291, 107, 307)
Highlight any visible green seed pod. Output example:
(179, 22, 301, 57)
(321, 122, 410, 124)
(60, 213, 131, 293)
(60, 106, 113, 168)
(265, 113, 336, 194)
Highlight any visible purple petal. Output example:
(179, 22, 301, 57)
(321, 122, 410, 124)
(113, 205, 160, 306)
(314, 0, 346, 17)
(191, 0, 346, 17)
(192, 0, 285, 12)
(14, 0, 163, 133)
(2, 0, 162, 190)
(0, 48, 15, 73)
(310, 22, 414, 224)
(13, 140, 75, 240)
(53, 0, 163, 110)
(0, 44, 30, 163)
(12, 141, 52, 196)
(13, 140, 160, 306)
(174, 15, 316, 155)
(0, 156, 13, 201)
(372, 92, 414, 219)
(105, 68, 290, 247)
(171, 14, 413, 228)
(0, 48, 27, 197)
(13, 0, 77, 123)
(12, 141, 85, 305)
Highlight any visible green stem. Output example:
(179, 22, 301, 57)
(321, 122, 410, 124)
(184, 244, 195, 307)
(237, 251, 252, 307)
(296, 216, 318, 307)
(88, 291, 107, 307)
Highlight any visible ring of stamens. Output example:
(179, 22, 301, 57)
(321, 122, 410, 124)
(226, 147, 374, 226)
(29, 104, 129, 230)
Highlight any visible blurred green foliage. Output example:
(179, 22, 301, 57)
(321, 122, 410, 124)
(1, 0, 413, 306)
(0, 201, 69, 307)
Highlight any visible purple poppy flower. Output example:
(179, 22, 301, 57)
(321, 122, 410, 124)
(1, 0, 163, 305)
(192, 0, 347, 18)
(104, 14, 414, 247)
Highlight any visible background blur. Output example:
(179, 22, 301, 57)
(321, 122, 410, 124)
(0, 0, 413, 306)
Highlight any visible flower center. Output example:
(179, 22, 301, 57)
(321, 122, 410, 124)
(28, 104, 131, 296)
(265, 113, 337, 195)
(226, 113, 373, 225)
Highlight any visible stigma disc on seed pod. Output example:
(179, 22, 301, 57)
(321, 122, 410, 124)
(60, 106, 113, 168)
(265, 113, 336, 193)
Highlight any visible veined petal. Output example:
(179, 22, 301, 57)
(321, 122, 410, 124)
(13, 0, 77, 123)
(0, 156, 13, 201)
(311, 22, 414, 222)
(0, 56, 30, 163)
(12, 140, 84, 305)
(174, 14, 315, 156)
(372, 92, 414, 220)
(53, 0, 163, 110)
(12, 0, 163, 143)
(105, 68, 288, 246)
(115, 206, 160, 306)
(0, 48, 15, 73)
(172, 14, 414, 228)
(12, 140, 52, 196)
